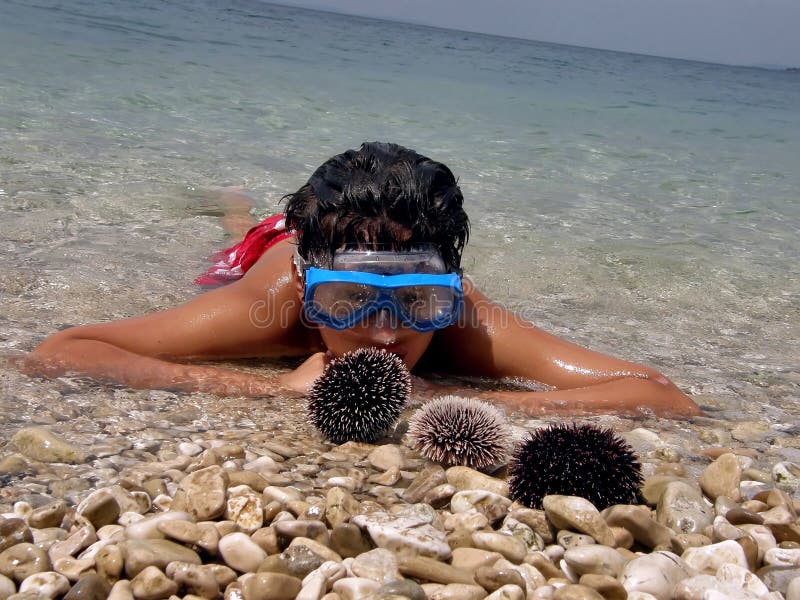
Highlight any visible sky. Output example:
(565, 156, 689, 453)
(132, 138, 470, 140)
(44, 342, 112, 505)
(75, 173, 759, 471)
(273, 0, 800, 67)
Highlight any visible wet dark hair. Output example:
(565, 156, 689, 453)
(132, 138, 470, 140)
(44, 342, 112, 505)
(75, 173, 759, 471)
(283, 142, 469, 271)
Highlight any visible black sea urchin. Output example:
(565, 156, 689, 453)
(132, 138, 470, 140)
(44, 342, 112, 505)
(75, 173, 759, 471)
(407, 395, 511, 470)
(307, 347, 411, 443)
(508, 422, 642, 510)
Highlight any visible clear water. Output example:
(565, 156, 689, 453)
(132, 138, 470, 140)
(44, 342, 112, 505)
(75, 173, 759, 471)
(1, 0, 798, 424)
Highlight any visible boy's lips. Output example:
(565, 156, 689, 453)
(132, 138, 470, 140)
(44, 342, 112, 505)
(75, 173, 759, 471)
(382, 344, 407, 359)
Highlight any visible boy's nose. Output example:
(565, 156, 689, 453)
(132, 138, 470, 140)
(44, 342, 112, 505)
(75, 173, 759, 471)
(365, 308, 399, 343)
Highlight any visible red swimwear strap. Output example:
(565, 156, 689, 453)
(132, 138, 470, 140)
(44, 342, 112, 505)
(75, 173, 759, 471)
(194, 214, 294, 287)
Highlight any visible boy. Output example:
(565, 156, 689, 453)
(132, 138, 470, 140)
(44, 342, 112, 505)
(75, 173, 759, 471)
(29, 142, 701, 417)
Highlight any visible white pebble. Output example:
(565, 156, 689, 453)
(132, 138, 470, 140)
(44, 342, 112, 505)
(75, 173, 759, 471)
(218, 532, 268, 572)
(19, 572, 70, 598)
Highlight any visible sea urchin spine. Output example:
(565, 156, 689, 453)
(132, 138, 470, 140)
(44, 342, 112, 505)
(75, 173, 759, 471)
(307, 347, 411, 443)
(407, 395, 511, 470)
(508, 422, 643, 510)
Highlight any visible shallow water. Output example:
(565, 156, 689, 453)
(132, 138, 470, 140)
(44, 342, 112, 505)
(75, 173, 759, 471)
(0, 0, 798, 442)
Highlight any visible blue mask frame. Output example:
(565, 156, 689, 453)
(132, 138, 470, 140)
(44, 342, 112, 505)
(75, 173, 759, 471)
(303, 267, 464, 332)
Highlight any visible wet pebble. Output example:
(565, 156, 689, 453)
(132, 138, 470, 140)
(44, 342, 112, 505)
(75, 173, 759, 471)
(61, 574, 110, 600)
(542, 496, 614, 547)
(17, 572, 69, 599)
(0, 544, 51, 584)
(218, 532, 267, 573)
(700, 453, 741, 502)
(129, 565, 178, 600)
(170, 466, 229, 521)
(10, 428, 86, 465)
(352, 510, 451, 560)
(656, 481, 713, 535)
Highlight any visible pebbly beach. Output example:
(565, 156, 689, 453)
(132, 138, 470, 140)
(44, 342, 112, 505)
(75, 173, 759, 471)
(1, 0, 799, 598)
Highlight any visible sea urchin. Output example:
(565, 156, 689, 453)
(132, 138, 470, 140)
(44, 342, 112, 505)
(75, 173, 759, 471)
(508, 422, 642, 510)
(307, 347, 411, 443)
(407, 395, 511, 470)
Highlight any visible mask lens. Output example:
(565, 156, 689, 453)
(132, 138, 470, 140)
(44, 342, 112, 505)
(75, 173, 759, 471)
(309, 282, 377, 322)
(395, 285, 456, 324)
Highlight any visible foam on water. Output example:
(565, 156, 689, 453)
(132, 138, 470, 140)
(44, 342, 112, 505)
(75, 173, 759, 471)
(1, 0, 798, 423)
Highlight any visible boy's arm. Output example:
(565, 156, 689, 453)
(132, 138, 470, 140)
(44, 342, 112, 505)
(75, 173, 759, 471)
(27, 240, 321, 396)
(432, 280, 702, 418)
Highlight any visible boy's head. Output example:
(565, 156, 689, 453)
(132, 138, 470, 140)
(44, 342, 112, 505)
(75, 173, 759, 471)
(284, 143, 470, 367)
(284, 142, 469, 270)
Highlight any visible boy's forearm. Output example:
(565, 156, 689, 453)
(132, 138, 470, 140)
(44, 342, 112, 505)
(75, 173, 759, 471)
(483, 375, 702, 418)
(27, 338, 283, 397)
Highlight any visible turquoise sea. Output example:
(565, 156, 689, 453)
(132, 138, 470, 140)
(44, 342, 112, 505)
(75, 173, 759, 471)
(1, 0, 798, 424)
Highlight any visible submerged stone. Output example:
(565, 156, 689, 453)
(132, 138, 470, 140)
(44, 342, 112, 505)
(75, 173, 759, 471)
(10, 428, 87, 465)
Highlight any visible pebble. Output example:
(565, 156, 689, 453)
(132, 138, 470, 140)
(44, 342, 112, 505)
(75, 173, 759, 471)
(578, 573, 627, 600)
(446, 467, 509, 496)
(562, 545, 628, 577)
(552, 584, 604, 600)
(773, 462, 800, 492)
(602, 505, 673, 549)
(17, 573, 69, 599)
(450, 490, 512, 523)
(242, 573, 303, 600)
(165, 562, 220, 598)
(739, 524, 778, 562)
(374, 579, 427, 600)
(0, 519, 33, 553)
(451, 547, 505, 571)
(329, 523, 372, 559)
(129, 565, 178, 600)
(542, 496, 614, 547)
(170, 466, 229, 521)
(218, 532, 268, 573)
(682, 539, 749, 573)
(656, 481, 713, 535)
(0, 543, 51, 583)
(700, 454, 741, 502)
(475, 565, 526, 593)
(263, 487, 304, 506)
(471, 532, 527, 564)
(764, 547, 800, 567)
(10, 428, 87, 464)
(119, 538, 201, 578)
(398, 556, 476, 585)
(367, 445, 405, 471)
(402, 466, 446, 503)
(423, 483, 456, 508)
(427, 583, 487, 600)
(61, 574, 110, 600)
(484, 584, 525, 600)
(276, 520, 329, 546)
(350, 548, 401, 584)
(225, 491, 264, 533)
(288, 537, 342, 564)
(619, 551, 694, 599)
(125, 511, 195, 540)
(0, 575, 15, 600)
(758, 566, 800, 596)
(352, 511, 451, 560)
(28, 503, 66, 530)
(325, 487, 360, 529)
(787, 577, 800, 600)
(107, 580, 134, 600)
(51, 557, 95, 582)
(331, 577, 380, 600)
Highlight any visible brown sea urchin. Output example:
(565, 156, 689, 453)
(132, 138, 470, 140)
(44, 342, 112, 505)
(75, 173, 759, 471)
(307, 347, 411, 443)
(408, 395, 511, 470)
(508, 422, 643, 510)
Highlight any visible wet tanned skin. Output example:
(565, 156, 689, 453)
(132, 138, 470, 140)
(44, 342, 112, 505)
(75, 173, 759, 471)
(29, 237, 702, 418)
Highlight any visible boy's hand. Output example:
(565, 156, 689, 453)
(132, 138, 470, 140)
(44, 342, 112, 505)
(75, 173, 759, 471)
(277, 352, 332, 393)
